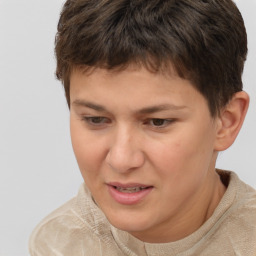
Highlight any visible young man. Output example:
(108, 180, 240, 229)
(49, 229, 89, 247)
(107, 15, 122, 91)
(29, 0, 256, 255)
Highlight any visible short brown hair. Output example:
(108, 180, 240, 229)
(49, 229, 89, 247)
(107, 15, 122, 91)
(55, 0, 247, 116)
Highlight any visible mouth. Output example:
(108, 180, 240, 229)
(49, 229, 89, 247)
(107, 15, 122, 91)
(107, 182, 154, 205)
(113, 186, 152, 193)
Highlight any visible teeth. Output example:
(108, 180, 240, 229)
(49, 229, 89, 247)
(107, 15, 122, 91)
(115, 187, 146, 193)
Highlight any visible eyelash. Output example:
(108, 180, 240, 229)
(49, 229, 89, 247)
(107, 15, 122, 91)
(81, 116, 175, 129)
(82, 116, 110, 126)
(144, 118, 174, 128)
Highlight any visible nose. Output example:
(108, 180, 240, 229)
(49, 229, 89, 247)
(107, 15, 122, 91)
(106, 126, 145, 173)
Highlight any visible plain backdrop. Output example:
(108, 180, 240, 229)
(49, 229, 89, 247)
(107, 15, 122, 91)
(0, 0, 255, 255)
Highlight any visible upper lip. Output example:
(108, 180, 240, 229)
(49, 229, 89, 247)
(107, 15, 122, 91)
(107, 182, 152, 188)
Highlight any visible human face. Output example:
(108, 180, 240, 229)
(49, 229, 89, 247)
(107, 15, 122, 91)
(70, 66, 224, 243)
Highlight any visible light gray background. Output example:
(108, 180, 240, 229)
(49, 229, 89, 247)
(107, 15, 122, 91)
(0, 0, 255, 255)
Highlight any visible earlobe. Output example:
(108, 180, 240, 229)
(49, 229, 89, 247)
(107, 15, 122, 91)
(214, 91, 249, 151)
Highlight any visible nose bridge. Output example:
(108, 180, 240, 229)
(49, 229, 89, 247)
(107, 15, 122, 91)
(106, 123, 144, 172)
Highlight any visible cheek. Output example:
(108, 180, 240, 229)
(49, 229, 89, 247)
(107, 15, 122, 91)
(148, 135, 214, 204)
(149, 135, 195, 169)
(148, 127, 215, 178)
(70, 121, 106, 180)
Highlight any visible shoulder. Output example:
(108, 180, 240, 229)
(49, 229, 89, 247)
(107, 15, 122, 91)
(29, 198, 87, 255)
(208, 171, 256, 254)
(29, 184, 115, 256)
(217, 169, 256, 209)
(229, 171, 256, 215)
(187, 171, 256, 255)
(227, 171, 256, 232)
(217, 170, 256, 229)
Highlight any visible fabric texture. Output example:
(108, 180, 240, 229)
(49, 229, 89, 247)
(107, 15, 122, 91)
(29, 170, 256, 256)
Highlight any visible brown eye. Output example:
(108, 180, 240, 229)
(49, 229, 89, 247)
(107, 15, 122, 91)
(147, 118, 174, 128)
(83, 116, 110, 126)
(89, 117, 106, 124)
(151, 119, 166, 126)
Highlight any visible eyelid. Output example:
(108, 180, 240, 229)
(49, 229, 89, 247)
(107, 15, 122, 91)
(80, 115, 175, 130)
(144, 118, 175, 128)
(82, 116, 111, 126)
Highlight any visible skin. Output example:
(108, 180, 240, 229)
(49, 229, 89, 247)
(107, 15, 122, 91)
(69, 66, 227, 243)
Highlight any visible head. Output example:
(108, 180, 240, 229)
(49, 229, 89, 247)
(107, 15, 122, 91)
(55, 0, 247, 117)
(55, 0, 249, 242)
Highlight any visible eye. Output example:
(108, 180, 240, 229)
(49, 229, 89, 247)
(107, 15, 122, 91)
(146, 118, 174, 128)
(82, 116, 110, 126)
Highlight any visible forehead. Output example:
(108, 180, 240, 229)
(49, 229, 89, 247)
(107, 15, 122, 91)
(71, 64, 184, 91)
(70, 65, 188, 96)
(69, 66, 211, 117)
(72, 61, 181, 82)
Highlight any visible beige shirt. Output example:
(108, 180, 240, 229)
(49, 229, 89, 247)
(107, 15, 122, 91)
(29, 171, 256, 255)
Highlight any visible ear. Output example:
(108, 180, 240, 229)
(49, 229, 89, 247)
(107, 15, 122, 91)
(214, 91, 249, 151)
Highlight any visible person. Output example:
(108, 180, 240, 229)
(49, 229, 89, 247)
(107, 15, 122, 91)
(29, 0, 256, 255)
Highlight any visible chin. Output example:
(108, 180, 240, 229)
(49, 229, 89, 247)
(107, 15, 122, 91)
(105, 209, 152, 233)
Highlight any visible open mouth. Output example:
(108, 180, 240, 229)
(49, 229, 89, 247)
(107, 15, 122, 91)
(113, 186, 152, 193)
(108, 183, 154, 205)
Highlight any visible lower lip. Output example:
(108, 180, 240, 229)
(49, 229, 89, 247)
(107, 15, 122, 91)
(108, 186, 153, 205)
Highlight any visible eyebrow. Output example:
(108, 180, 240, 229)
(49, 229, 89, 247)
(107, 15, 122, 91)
(138, 104, 187, 114)
(72, 99, 187, 114)
(72, 99, 106, 112)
